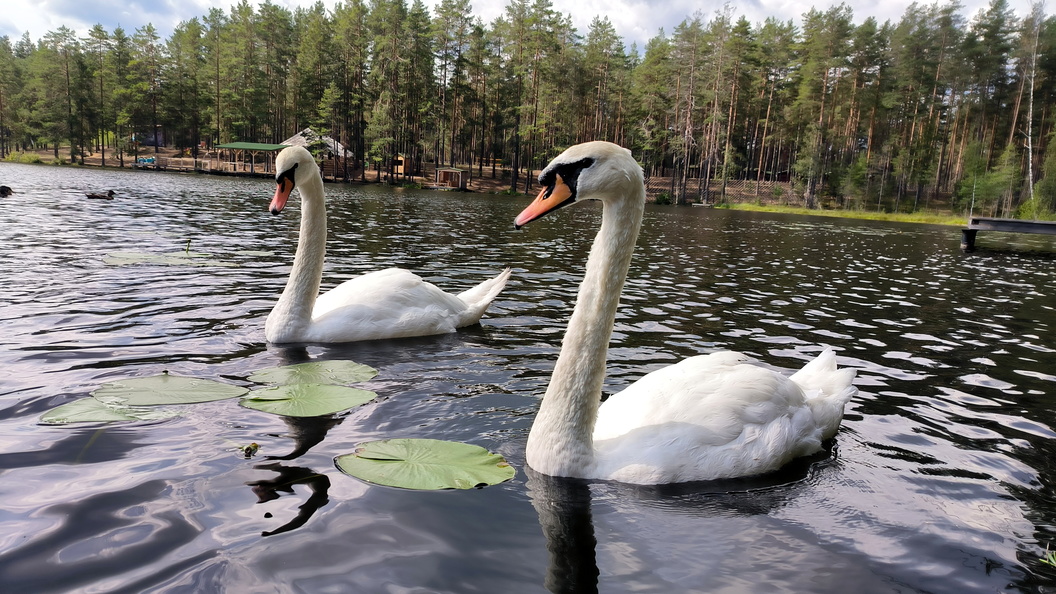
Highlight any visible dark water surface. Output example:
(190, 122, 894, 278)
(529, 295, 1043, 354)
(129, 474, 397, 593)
(2, 161, 1055, 593)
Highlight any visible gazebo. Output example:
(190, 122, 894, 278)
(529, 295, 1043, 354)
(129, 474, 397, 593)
(213, 142, 287, 174)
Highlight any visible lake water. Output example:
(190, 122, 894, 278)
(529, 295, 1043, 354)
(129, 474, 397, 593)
(1, 161, 1055, 593)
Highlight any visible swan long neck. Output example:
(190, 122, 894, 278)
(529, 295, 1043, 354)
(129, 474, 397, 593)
(526, 185, 644, 477)
(268, 174, 327, 338)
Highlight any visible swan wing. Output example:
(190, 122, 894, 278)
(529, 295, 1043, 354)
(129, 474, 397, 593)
(592, 350, 851, 483)
(306, 268, 469, 342)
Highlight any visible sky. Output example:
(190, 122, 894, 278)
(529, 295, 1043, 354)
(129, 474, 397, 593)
(0, 0, 1039, 52)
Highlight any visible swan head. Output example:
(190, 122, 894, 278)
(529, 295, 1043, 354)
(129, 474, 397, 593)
(514, 141, 643, 228)
(270, 146, 317, 215)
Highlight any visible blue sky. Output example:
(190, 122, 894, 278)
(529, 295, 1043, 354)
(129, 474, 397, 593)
(0, 0, 1038, 52)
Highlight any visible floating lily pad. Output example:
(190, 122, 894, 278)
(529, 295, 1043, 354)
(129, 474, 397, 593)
(39, 397, 177, 425)
(91, 373, 248, 406)
(335, 438, 516, 490)
(240, 383, 377, 417)
(247, 360, 378, 385)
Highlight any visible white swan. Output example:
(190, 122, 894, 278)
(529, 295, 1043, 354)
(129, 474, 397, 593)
(515, 141, 856, 484)
(265, 145, 511, 343)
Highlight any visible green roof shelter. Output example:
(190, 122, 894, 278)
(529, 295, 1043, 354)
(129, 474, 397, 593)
(214, 142, 288, 174)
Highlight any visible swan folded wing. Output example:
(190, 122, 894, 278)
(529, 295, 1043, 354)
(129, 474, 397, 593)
(591, 352, 835, 482)
(594, 410, 818, 483)
(594, 353, 805, 441)
(308, 268, 469, 342)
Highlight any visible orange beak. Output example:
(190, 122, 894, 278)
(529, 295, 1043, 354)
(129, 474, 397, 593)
(514, 174, 574, 228)
(270, 177, 294, 215)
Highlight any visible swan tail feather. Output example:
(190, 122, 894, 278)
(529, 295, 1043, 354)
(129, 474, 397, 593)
(790, 347, 857, 439)
(456, 267, 512, 326)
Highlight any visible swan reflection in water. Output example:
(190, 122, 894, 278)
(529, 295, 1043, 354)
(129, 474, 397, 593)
(248, 461, 332, 538)
(526, 445, 839, 593)
(527, 469, 600, 594)
(244, 346, 344, 537)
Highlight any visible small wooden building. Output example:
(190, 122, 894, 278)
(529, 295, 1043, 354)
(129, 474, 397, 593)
(392, 154, 406, 175)
(435, 168, 467, 190)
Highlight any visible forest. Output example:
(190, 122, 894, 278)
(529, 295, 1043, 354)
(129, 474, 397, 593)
(1, 0, 1054, 216)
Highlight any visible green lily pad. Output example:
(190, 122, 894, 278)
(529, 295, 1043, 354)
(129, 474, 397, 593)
(91, 373, 248, 406)
(335, 438, 516, 490)
(247, 360, 378, 385)
(39, 397, 177, 425)
(240, 383, 377, 417)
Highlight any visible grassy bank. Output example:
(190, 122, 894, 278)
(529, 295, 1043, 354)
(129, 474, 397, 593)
(716, 203, 969, 226)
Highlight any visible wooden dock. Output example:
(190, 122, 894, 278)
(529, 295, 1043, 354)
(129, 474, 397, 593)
(960, 216, 1056, 250)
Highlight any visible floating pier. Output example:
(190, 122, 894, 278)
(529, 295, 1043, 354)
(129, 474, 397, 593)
(960, 216, 1056, 251)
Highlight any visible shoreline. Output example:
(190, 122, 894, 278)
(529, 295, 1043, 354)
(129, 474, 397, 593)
(3, 150, 998, 227)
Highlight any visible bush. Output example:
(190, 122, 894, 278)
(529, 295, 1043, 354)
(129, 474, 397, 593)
(653, 192, 672, 205)
(4, 151, 43, 164)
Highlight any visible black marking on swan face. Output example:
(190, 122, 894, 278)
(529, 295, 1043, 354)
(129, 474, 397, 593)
(538, 157, 595, 201)
(276, 162, 299, 187)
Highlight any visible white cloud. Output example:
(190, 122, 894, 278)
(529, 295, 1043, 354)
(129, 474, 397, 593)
(0, 0, 1038, 51)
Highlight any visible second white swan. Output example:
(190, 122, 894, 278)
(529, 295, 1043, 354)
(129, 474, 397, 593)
(266, 145, 511, 344)
(515, 141, 856, 484)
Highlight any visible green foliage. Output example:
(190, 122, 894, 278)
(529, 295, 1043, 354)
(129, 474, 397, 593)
(653, 192, 673, 205)
(4, 152, 43, 163)
(1033, 130, 1056, 215)
(955, 142, 1019, 216)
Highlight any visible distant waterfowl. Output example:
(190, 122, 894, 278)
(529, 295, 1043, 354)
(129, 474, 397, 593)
(515, 141, 857, 484)
(86, 190, 115, 200)
(265, 145, 511, 343)
(0, 186, 12, 197)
